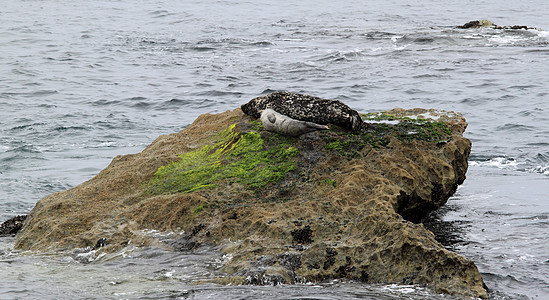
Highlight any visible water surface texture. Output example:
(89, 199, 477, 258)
(1, 1, 548, 299)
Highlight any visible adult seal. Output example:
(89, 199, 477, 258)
(241, 91, 365, 131)
(260, 108, 329, 136)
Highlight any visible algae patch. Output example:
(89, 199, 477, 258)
(147, 124, 298, 195)
(325, 112, 453, 157)
(192, 203, 209, 215)
(361, 112, 452, 143)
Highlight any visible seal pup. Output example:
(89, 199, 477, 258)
(260, 108, 329, 136)
(242, 91, 365, 131)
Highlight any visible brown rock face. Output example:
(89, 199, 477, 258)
(15, 105, 487, 298)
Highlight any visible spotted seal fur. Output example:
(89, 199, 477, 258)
(260, 108, 329, 136)
(241, 91, 365, 131)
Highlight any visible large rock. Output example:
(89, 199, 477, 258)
(15, 95, 487, 298)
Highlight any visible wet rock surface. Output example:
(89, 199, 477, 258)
(0, 215, 27, 237)
(15, 94, 487, 298)
(458, 19, 538, 30)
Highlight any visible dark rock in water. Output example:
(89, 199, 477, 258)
(458, 20, 496, 29)
(241, 91, 365, 131)
(0, 215, 27, 237)
(164, 236, 196, 251)
(92, 238, 108, 250)
(458, 20, 537, 30)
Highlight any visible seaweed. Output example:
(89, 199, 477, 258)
(326, 112, 453, 158)
(147, 124, 298, 195)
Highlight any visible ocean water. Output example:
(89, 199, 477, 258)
(1, 0, 548, 299)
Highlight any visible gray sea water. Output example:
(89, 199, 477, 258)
(1, 0, 548, 299)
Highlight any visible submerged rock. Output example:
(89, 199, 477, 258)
(15, 94, 487, 298)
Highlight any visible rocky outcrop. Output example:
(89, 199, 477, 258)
(15, 94, 487, 298)
(458, 19, 538, 30)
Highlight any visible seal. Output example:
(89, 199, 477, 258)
(260, 108, 329, 136)
(241, 91, 364, 131)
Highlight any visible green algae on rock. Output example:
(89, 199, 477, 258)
(324, 109, 454, 158)
(147, 123, 298, 195)
(361, 111, 453, 143)
(14, 103, 487, 299)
